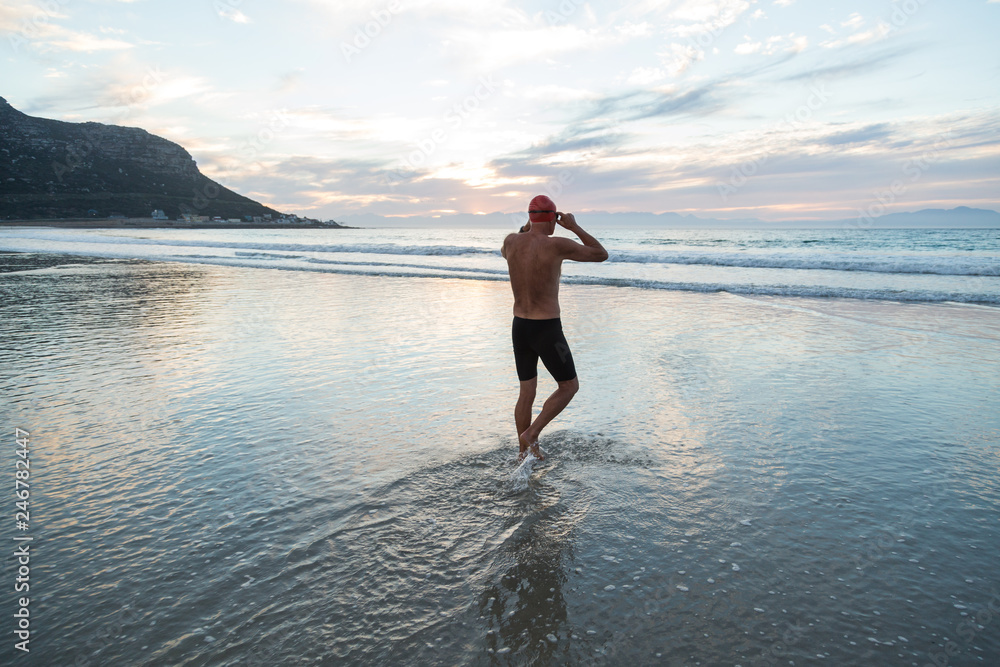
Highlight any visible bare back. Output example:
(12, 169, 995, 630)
(502, 214, 608, 319)
(503, 232, 565, 319)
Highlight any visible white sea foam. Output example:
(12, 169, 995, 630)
(0, 229, 494, 257)
(610, 249, 999, 276)
(2, 226, 997, 304)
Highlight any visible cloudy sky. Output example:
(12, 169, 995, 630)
(2, 0, 999, 222)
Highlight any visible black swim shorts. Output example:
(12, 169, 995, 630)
(511, 316, 577, 382)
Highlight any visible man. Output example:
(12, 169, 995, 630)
(501, 195, 609, 462)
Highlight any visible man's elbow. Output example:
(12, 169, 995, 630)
(595, 248, 609, 262)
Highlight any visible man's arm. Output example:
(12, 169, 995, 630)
(501, 232, 516, 259)
(555, 213, 609, 262)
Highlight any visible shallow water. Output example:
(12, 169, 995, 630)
(1, 253, 998, 666)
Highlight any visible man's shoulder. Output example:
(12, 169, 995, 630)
(549, 235, 582, 250)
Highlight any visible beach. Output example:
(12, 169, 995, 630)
(1, 228, 999, 666)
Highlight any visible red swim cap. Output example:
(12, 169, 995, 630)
(528, 194, 557, 223)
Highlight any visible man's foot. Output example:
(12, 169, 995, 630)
(518, 433, 545, 461)
(517, 446, 544, 463)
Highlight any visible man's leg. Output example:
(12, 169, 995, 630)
(515, 377, 537, 459)
(519, 376, 579, 459)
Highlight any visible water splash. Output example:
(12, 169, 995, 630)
(508, 451, 539, 492)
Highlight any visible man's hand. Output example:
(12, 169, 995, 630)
(556, 212, 578, 231)
(553, 212, 608, 263)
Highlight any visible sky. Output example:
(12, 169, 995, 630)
(2, 0, 999, 222)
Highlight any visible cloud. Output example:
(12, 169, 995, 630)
(515, 84, 600, 104)
(627, 66, 667, 85)
(493, 121, 630, 165)
(22, 64, 209, 121)
(275, 70, 304, 93)
(1, 1, 133, 52)
(207, 154, 402, 211)
(735, 39, 762, 55)
(0, 1, 66, 32)
(440, 23, 615, 70)
(787, 34, 808, 53)
(781, 44, 921, 81)
(227, 107, 1000, 221)
(819, 12, 890, 49)
(736, 33, 807, 55)
(656, 42, 702, 77)
(302, 0, 538, 46)
(841, 12, 865, 31)
(120, 75, 212, 107)
(820, 123, 894, 146)
(594, 46, 803, 126)
(579, 84, 725, 126)
(627, 87, 724, 121)
(477, 83, 730, 193)
(669, 0, 752, 33)
(45, 33, 133, 51)
(7, 0, 995, 221)
(216, 5, 250, 24)
(655, 1, 758, 74)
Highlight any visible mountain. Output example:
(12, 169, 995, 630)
(844, 206, 1000, 228)
(0, 96, 282, 221)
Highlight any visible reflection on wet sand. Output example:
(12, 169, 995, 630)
(479, 479, 584, 662)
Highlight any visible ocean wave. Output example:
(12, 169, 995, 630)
(3, 229, 997, 275)
(89, 252, 1000, 305)
(611, 250, 1000, 276)
(303, 256, 508, 275)
(234, 251, 305, 260)
(559, 276, 1000, 305)
(2, 230, 997, 303)
(0, 230, 494, 258)
(241, 260, 1000, 303)
(2, 246, 997, 304)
